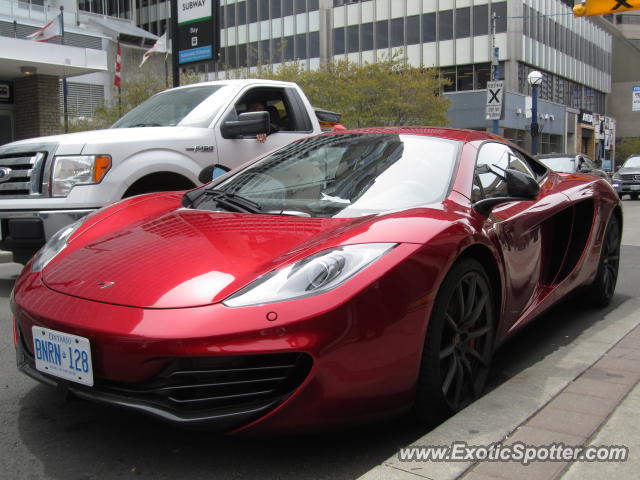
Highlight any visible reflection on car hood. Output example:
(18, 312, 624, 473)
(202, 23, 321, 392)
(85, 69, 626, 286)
(42, 210, 370, 309)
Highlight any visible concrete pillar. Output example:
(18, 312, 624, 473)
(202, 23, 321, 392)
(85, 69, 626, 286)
(13, 74, 60, 141)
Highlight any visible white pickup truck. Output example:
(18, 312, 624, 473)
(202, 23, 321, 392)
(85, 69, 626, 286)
(0, 79, 336, 263)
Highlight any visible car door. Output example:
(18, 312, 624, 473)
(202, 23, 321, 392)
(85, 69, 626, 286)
(214, 86, 315, 170)
(473, 142, 572, 334)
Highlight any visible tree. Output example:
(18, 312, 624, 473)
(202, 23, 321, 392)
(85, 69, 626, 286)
(249, 56, 451, 128)
(617, 137, 640, 164)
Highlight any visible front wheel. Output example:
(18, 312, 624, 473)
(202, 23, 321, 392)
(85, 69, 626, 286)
(586, 214, 621, 308)
(414, 258, 496, 426)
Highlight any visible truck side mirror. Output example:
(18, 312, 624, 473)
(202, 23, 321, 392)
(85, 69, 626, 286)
(220, 111, 270, 139)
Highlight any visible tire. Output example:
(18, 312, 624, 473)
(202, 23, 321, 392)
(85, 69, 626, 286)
(12, 249, 38, 265)
(414, 258, 496, 426)
(586, 214, 621, 308)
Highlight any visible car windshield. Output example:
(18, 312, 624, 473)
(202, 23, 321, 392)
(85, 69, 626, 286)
(623, 156, 640, 168)
(111, 85, 223, 128)
(538, 156, 575, 173)
(200, 133, 459, 218)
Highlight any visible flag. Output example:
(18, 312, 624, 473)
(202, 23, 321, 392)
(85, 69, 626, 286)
(25, 14, 62, 42)
(114, 43, 122, 88)
(140, 32, 168, 67)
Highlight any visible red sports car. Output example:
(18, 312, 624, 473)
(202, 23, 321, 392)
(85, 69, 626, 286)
(11, 128, 621, 433)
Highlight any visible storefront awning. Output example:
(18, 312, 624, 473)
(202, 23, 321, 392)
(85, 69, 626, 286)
(84, 15, 158, 42)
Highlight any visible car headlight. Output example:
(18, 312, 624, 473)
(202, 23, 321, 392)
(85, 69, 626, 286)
(223, 243, 397, 307)
(32, 220, 83, 272)
(51, 155, 111, 197)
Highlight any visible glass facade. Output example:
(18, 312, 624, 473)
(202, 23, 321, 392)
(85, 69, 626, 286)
(220, 0, 321, 69)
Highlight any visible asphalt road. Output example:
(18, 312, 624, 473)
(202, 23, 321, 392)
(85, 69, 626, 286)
(1, 200, 639, 480)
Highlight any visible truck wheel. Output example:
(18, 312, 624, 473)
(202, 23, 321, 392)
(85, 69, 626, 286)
(123, 173, 196, 198)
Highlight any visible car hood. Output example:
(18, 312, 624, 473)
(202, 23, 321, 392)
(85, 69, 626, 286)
(41, 209, 376, 309)
(618, 167, 640, 175)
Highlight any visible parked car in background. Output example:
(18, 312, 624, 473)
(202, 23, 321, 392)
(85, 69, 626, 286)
(536, 153, 609, 181)
(12, 128, 621, 433)
(611, 155, 640, 199)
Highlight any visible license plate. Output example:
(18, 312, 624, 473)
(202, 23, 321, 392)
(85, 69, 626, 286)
(32, 326, 94, 386)
(631, 185, 640, 191)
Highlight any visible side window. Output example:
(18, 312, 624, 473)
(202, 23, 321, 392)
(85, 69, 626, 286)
(472, 142, 537, 202)
(232, 87, 294, 132)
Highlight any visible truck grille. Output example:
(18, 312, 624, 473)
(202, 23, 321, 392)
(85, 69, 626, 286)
(0, 152, 46, 196)
(620, 174, 640, 182)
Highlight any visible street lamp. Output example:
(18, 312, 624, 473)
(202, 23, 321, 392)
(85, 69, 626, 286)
(528, 70, 543, 155)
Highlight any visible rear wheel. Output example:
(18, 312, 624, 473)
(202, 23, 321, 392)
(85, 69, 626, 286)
(414, 258, 496, 426)
(586, 214, 621, 308)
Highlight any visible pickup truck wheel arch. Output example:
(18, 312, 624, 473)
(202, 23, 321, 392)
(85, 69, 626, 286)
(123, 172, 196, 198)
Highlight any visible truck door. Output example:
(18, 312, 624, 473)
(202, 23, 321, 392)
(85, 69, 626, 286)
(214, 86, 315, 170)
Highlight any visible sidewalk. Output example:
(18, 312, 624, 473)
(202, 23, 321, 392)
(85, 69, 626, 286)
(359, 309, 640, 480)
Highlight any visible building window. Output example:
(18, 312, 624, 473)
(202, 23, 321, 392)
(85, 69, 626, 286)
(492, 2, 507, 33)
(456, 7, 470, 39)
(347, 24, 359, 53)
(361, 22, 374, 51)
(391, 17, 404, 47)
(439, 10, 453, 41)
(456, 65, 473, 91)
(422, 12, 436, 43)
(474, 63, 492, 90)
(441, 67, 456, 92)
(406, 15, 420, 45)
(333, 27, 345, 55)
(376, 20, 389, 49)
(270, 0, 281, 18)
(473, 4, 488, 37)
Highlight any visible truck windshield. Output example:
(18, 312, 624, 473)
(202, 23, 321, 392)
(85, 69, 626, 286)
(111, 85, 223, 128)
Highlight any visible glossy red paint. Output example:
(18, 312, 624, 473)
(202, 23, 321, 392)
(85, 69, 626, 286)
(11, 128, 621, 432)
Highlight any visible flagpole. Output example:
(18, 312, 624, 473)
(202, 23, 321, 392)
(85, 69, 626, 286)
(117, 38, 122, 117)
(60, 6, 69, 133)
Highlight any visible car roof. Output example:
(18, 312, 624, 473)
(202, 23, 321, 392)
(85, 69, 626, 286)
(168, 79, 298, 91)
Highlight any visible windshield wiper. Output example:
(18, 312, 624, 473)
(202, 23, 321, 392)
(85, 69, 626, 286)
(129, 123, 163, 127)
(183, 188, 262, 213)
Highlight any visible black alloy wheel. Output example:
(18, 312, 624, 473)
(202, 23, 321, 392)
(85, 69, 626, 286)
(587, 214, 621, 308)
(415, 258, 496, 426)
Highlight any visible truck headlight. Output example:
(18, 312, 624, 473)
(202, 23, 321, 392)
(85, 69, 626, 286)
(51, 155, 111, 197)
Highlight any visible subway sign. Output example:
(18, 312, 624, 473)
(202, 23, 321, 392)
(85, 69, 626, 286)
(176, 0, 220, 65)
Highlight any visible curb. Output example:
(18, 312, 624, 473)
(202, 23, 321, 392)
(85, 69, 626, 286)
(358, 305, 640, 480)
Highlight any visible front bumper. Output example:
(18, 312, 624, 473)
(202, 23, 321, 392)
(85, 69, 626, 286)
(11, 246, 432, 432)
(611, 180, 640, 195)
(0, 209, 95, 255)
(15, 330, 312, 430)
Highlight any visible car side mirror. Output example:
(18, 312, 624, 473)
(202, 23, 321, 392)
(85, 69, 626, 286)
(505, 168, 540, 198)
(198, 163, 231, 184)
(473, 168, 540, 216)
(220, 111, 270, 139)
